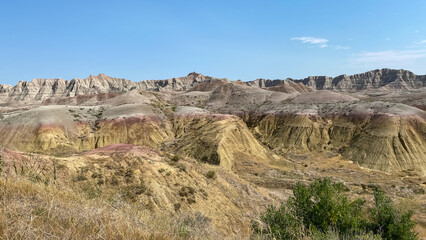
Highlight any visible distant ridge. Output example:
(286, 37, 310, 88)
(0, 72, 230, 102)
(245, 68, 426, 91)
(0, 69, 424, 102)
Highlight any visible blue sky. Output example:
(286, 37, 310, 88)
(1, 0, 426, 84)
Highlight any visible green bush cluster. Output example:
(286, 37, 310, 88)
(205, 170, 216, 179)
(369, 189, 417, 240)
(252, 178, 418, 240)
(171, 155, 180, 162)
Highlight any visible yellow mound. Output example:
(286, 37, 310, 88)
(171, 113, 278, 170)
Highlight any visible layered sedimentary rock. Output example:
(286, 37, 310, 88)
(342, 115, 426, 173)
(0, 72, 230, 102)
(291, 90, 358, 104)
(0, 106, 87, 154)
(0, 68, 425, 176)
(170, 107, 276, 170)
(0, 104, 173, 155)
(2, 68, 425, 104)
(242, 77, 313, 93)
(245, 68, 425, 91)
(0, 84, 12, 93)
(170, 78, 426, 174)
(93, 104, 173, 149)
(139, 72, 230, 91)
(265, 81, 313, 94)
(242, 102, 426, 174)
(323, 68, 425, 91)
(186, 81, 291, 112)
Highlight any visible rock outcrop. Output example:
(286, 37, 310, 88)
(245, 69, 425, 91)
(0, 104, 173, 155)
(0, 68, 425, 175)
(242, 102, 426, 174)
(170, 107, 277, 170)
(0, 72, 230, 102)
(1, 69, 425, 104)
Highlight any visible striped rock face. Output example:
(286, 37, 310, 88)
(0, 104, 173, 156)
(241, 103, 426, 175)
(0, 69, 425, 175)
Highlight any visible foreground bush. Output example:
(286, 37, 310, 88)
(252, 178, 418, 240)
(369, 188, 417, 240)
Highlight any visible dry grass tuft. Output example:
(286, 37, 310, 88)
(0, 175, 218, 239)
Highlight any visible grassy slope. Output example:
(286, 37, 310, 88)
(0, 175, 222, 240)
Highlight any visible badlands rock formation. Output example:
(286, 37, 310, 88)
(170, 107, 277, 170)
(0, 72, 229, 103)
(1, 68, 424, 104)
(0, 68, 425, 175)
(1, 69, 425, 238)
(246, 68, 426, 91)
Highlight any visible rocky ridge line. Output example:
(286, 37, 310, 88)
(0, 72, 230, 102)
(0, 69, 425, 103)
(245, 68, 425, 91)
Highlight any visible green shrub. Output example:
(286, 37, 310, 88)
(205, 170, 216, 179)
(200, 153, 220, 165)
(109, 176, 119, 186)
(174, 203, 181, 211)
(290, 178, 366, 234)
(121, 183, 148, 202)
(309, 229, 382, 240)
(171, 155, 180, 162)
(252, 204, 302, 239)
(124, 169, 134, 183)
(252, 178, 418, 240)
(178, 186, 195, 197)
(369, 187, 418, 240)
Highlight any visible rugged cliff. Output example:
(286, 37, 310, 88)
(242, 102, 426, 174)
(1, 68, 425, 104)
(0, 69, 425, 176)
(245, 68, 425, 91)
(181, 80, 426, 175)
(0, 72, 230, 103)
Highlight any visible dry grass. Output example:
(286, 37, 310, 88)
(0, 175, 218, 240)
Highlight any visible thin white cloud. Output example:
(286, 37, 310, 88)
(351, 50, 426, 66)
(335, 45, 350, 50)
(417, 40, 426, 44)
(291, 37, 350, 50)
(291, 37, 329, 48)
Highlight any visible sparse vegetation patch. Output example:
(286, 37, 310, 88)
(252, 178, 418, 240)
(206, 170, 216, 179)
